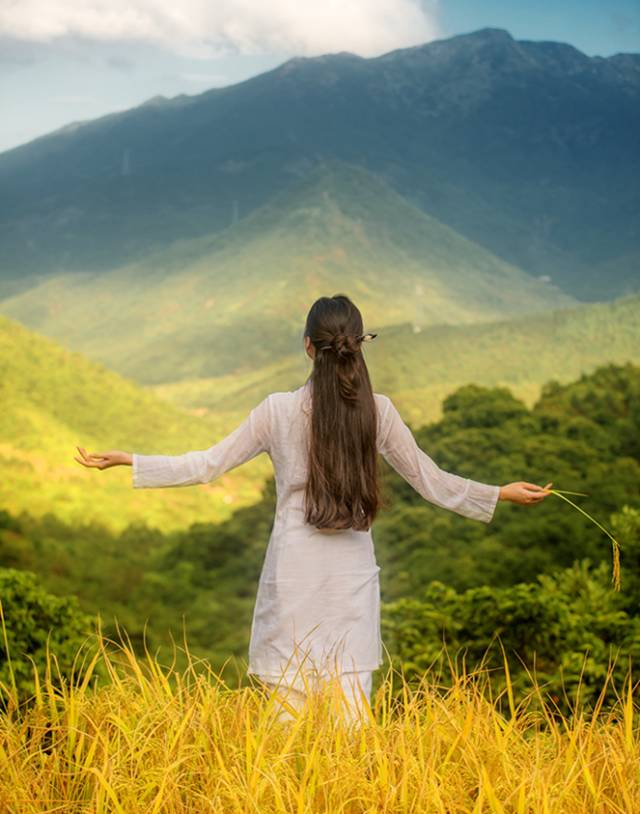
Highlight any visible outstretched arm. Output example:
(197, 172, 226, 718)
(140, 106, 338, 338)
(378, 397, 499, 522)
(377, 397, 550, 523)
(74, 395, 272, 488)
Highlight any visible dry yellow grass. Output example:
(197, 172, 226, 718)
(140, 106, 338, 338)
(0, 622, 639, 813)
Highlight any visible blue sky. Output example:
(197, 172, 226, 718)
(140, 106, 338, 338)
(1, 0, 638, 153)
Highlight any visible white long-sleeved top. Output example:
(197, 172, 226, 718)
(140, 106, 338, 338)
(132, 379, 500, 680)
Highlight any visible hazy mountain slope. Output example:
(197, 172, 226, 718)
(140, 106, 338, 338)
(0, 162, 573, 384)
(367, 293, 640, 424)
(1, 28, 637, 299)
(152, 293, 640, 426)
(0, 316, 271, 532)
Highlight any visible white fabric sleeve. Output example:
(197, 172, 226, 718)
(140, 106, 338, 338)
(131, 395, 271, 488)
(377, 396, 500, 523)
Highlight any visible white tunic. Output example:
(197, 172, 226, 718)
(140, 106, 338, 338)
(132, 379, 500, 681)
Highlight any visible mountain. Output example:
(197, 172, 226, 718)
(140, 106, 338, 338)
(0, 162, 574, 384)
(0, 315, 271, 532)
(1, 28, 638, 300)
(151, 292, 640, 426)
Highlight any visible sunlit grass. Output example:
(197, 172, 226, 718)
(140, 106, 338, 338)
(1, 621, 638, 813)
(549, 489, 623, 591)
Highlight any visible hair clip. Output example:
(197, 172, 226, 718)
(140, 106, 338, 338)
(318, 333, 377, 351)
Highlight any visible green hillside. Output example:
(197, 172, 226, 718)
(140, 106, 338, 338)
(153, 293, 640, 427)
(3, 288, 636, 537)
(369, 292, 640, 424)
(0, 316, 271, 532)
(0, 162, 573, 385)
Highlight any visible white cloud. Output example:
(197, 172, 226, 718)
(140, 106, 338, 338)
(0, 0, 441, 59)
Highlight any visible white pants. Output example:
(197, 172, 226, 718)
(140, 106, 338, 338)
(260, 670, 373, 725)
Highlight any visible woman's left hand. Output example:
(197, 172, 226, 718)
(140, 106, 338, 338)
(74, 446, 132, 469)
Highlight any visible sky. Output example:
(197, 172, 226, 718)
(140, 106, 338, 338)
(1, 0, 638, 154)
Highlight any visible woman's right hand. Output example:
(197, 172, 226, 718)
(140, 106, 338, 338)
(74, 446, 133, 469)
(499, 481, 553, 505)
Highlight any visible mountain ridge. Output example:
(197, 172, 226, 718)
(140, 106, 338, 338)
(3, 27, 636, 154)
(1, 27, 637, 299)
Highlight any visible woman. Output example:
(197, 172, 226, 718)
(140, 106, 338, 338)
(75, 294, 552, 725)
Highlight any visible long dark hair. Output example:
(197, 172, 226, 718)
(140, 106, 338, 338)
(303, 294, 382, 531)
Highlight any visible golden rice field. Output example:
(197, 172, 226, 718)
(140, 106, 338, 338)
(0, 624, 639, 813)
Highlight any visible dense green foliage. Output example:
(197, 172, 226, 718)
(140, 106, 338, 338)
(1, 363, 638, 706)
(382, 513, 640, 712)
(0, 565, 96, 705)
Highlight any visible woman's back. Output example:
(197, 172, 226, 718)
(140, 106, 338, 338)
(256, 379, 499, 526)
(266, 380, 392, 513)
(131, 292, 500, 682)
(247, 378, 499, 681)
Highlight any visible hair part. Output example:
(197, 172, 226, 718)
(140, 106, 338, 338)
(303, 294, 382, 531)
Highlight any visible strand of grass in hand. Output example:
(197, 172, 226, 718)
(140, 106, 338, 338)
(548, 488, 623, 591)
